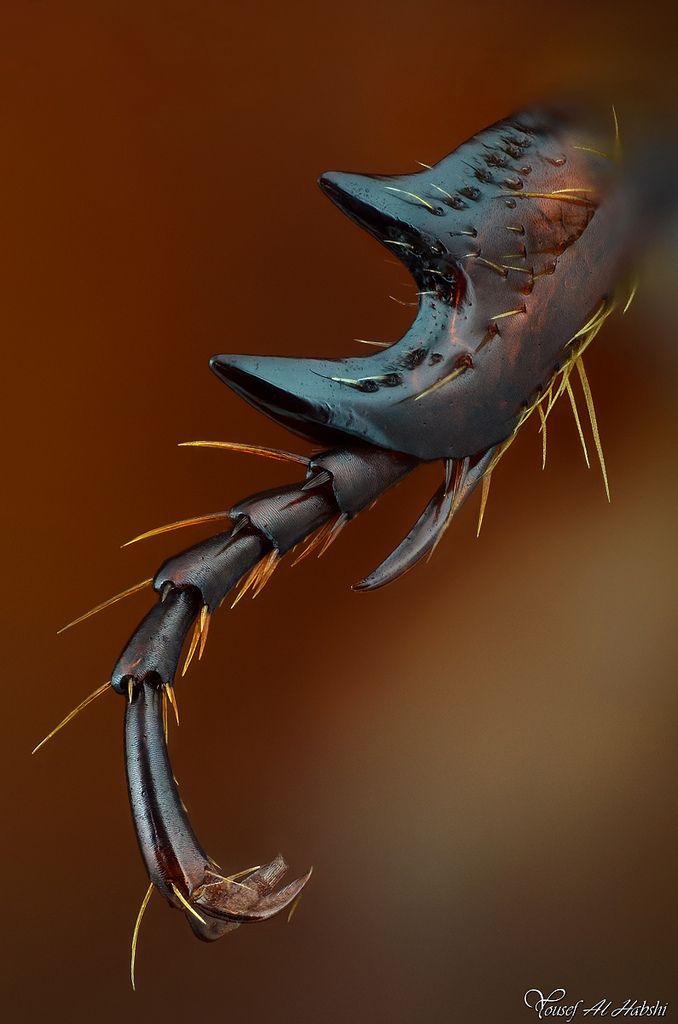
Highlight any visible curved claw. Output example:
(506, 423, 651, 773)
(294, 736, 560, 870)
(354, 447, 497, 590)
(125, 681, 311, 942)
(193, 854, 312, 923)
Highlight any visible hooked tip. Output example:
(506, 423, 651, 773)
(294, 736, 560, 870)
(318, 169, 410, 241)
(191, 854, 313, 926)
(211, 352, 288, 411)
(210, 351, 314, 426)
(317, 170, 356, 210)
(209, 352, 350, 447)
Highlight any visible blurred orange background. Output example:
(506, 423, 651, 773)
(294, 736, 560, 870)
(3, 1, 677, 1021)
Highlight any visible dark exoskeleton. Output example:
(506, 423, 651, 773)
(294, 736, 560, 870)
(38, 103, 669, 982)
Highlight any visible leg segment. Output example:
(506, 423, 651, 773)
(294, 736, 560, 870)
(114, 445, 417, 940)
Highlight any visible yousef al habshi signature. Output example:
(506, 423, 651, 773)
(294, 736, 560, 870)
(524, 988, 669, 1020)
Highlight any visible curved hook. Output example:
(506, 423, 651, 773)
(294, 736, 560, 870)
(124, 680, 311, 942)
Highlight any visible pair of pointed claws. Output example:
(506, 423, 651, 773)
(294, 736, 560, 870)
(125, 679, 311, 948)
(184, 855, 312, 941)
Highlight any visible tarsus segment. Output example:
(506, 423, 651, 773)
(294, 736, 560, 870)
(114, 444, 417, 941)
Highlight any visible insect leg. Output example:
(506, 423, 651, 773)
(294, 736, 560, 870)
(113, 446, 417, 945)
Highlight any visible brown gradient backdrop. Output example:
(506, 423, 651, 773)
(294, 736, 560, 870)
(3, 1, 677, 1021)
